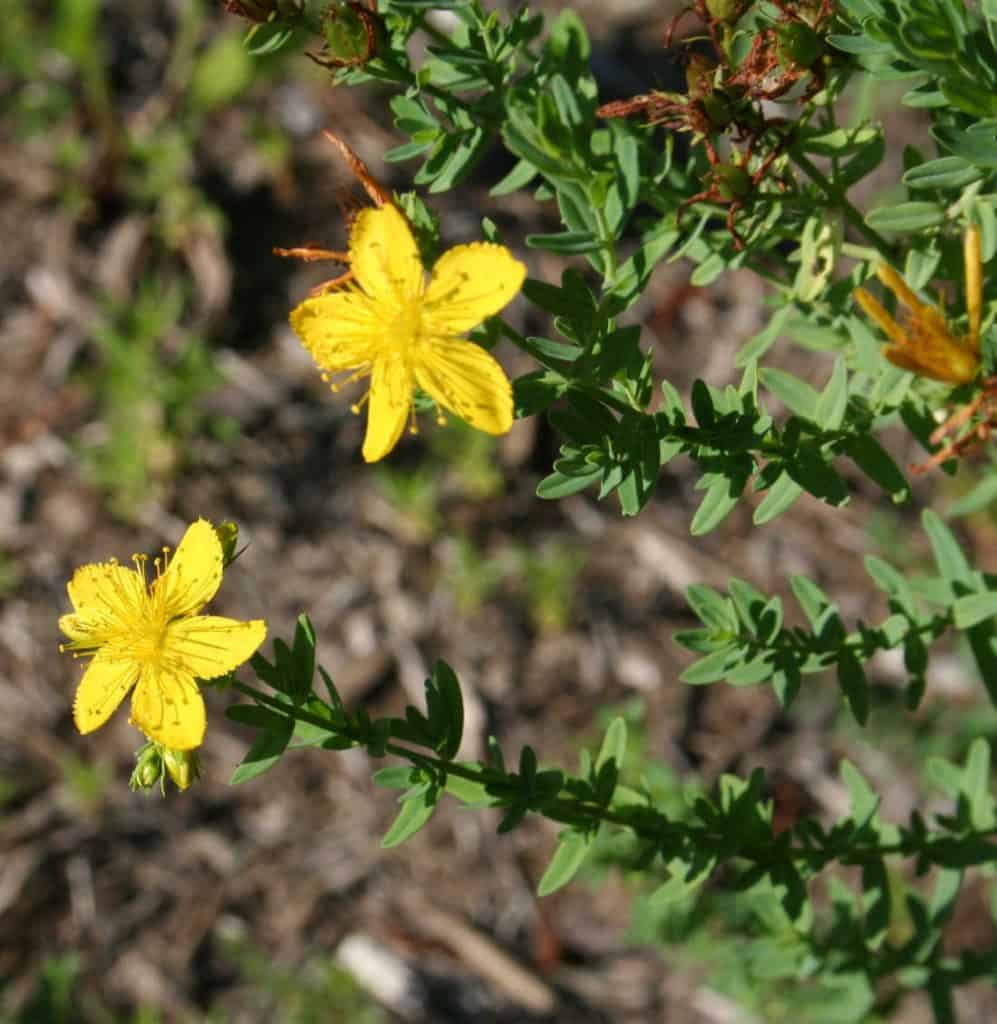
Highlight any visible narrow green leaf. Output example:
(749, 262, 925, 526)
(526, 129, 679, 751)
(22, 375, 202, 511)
(922, 509, 972, 585)
(595, 717, 627, 774)
(754, 471, 805, 524)
(816, 357, 848, 430)
(902, 156, 982, 190)
(841, 759, 879, 825)
(690, 474, 743, 536)
(538, 830, 591, 896)
(230, 718, 294, 784)
(760, 368, 820, 419)
(381, 789, 437, 848)
(837, 650, 870, 725)
(865, 201, 946, 233)
(490, 157, 538, 197)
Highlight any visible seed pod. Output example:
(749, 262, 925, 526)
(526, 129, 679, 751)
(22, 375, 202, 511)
(775, 22, 823, 69)
(713, 163, 751, 201)
(704, 0, 745, 24)
(318, 1, 380, 68)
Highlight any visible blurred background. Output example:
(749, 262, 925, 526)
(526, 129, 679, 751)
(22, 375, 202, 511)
(2, 1, 996, 1021)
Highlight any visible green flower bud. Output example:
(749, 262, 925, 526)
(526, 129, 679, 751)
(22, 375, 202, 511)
(214, 521, 241, 567)
(130, 743, 164, 792)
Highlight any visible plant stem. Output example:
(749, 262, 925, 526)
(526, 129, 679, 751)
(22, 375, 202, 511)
(229, 678, 995, 872)
(789, 146, 894, 259)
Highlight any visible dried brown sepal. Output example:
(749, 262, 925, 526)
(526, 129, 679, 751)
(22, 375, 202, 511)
(910, 377, 997, 475)
(222, 0, 301, 22)
(273, 131, 395, 294)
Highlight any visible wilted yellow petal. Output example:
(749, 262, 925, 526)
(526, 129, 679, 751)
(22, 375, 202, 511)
(423, 242, 526, 335)
(73, 656, 139, 734)
(362, 356, 412, 462)
(350, 205, 424, 307)
(965, 224, 982, 348)
(414, 337, 513, 435)
(156, 519, 223, 619)
(131, 669, 206, 750)
(289, 291, 382, 372)
(854, 288, 908, 347)
(166, 616, 267, 679)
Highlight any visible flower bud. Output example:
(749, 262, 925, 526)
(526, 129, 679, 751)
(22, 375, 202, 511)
(130, 743, 164, 792)
(214, 521, 241, 567)
(163, 748, 201, 791)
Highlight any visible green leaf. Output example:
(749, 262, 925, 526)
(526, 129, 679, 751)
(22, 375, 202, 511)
(950, 473, 997, 516)
(790, 575, 836, 631)
(754, 471, 805, 524)
(902, 156, 983, 190)
(842, 435, 910, 502)
(923, 509, 972, 586)
(963, 739, 995, 829)
(381, 788, 438, 848)
(816, 357, 848, 430)
(837, 650, 870, 725)
(537, 830, 592, 896)
(953, 592, 997, 629)
(490, 158, 537, 196)
(865, 555, 918, 615)
(760, 368, 820, 419)
(230, 717, 294, 784)
(841, 759, 879, 826)
(595, 717, 627, 774)
(537, 467, 601, 499)
(686, 585, 737, 632)
(865, 201, 946, 233)
(690, 473, 744, 535)
(428, 660, 464, 760)
(681, 646, 739, 684)
(526, 230, 602, 254)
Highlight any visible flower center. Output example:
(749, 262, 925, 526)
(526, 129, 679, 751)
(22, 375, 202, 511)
(388, 297, 425, 350)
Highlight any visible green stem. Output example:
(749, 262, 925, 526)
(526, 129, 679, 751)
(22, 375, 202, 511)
(229, 679, 994, 872)
(789, 146, 894, 260)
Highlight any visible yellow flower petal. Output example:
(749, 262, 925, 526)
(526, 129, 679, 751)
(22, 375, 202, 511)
(155, 519, 223, 618)
(350, 205, 424, 307)
(414, 337, 514, 435)
(289, 291, 382, 372)
(67, 561, 146, 617)
(423, 242, 526, 335)
(165, 616, 267, 679)
(73, 656, 140, 734)
(362, 356, 413, 462)
(130, 669, 206, 750)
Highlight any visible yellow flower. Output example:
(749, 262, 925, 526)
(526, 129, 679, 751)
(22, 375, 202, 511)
(60, 520, 266, 750)
(854, 225, 983, 385)
(290, 203, 526, 462)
